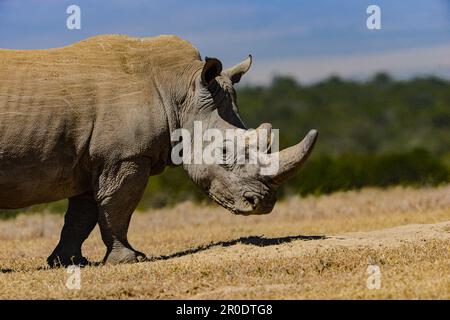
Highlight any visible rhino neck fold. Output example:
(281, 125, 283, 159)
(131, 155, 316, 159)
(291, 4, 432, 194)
(151, 74, 181, 169)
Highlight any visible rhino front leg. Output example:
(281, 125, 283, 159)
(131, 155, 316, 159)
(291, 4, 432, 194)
(95, 158, 150, 265)
(47, 192, 98, 267)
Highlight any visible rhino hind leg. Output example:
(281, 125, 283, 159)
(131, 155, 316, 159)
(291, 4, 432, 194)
(96, 158, 150, 265)
(47, 192, 98, 267)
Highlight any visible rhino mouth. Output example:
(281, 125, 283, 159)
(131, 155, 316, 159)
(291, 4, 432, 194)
(208, 191, 261, 215)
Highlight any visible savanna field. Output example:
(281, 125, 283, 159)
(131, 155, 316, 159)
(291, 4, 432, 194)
(0, 185, 449, 299)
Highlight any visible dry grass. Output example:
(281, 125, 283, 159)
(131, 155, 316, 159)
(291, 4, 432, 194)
(0, 185, 449, 299)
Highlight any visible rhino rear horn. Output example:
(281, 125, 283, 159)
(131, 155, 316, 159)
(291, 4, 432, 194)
(255, 122, 272, 152)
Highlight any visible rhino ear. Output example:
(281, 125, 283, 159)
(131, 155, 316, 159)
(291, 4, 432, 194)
(201, 57, 223, 86)
(223, 55, 252, 84)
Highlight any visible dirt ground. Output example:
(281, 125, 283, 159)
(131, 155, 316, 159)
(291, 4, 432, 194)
(0, 185, 449, 299)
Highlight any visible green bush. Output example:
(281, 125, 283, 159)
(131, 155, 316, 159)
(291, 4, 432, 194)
(284, 148, 449, 196)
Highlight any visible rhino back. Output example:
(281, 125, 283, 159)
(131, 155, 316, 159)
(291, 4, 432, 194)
(0, 46, 99, 207)
(0, 35, 201, 208)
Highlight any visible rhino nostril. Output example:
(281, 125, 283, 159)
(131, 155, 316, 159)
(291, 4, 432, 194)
(243, 193, 259, 209)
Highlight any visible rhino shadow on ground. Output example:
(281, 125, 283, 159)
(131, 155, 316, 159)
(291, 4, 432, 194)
(0, 234, 326, 273)
(150, 234, 327, 262)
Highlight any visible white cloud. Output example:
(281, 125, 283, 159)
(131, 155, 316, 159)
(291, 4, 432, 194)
(243, 44, 450, 84)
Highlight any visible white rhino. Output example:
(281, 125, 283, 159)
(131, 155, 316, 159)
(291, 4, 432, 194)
(0, 35, 317, 266)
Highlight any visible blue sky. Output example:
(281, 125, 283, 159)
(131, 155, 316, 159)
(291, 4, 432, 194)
(1, 0, 449, 83)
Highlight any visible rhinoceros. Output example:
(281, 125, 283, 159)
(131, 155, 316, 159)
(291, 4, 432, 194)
(0, 35, 317, 266)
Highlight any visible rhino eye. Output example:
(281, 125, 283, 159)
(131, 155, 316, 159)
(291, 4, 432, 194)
(219, 144, 235, 169)
(222, 146, 229, 161)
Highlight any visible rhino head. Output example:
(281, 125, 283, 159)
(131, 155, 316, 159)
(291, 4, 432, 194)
(174, 55, 318, 215)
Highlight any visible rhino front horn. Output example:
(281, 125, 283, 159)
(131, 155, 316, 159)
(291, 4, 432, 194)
(269, 129, 318, 185)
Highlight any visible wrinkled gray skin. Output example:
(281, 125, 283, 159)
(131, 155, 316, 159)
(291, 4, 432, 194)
(0, 36, 317, 267)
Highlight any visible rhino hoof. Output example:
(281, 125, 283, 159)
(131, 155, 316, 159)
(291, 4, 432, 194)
(104, 249, 147, 265)
(47, 254, 90, 268)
